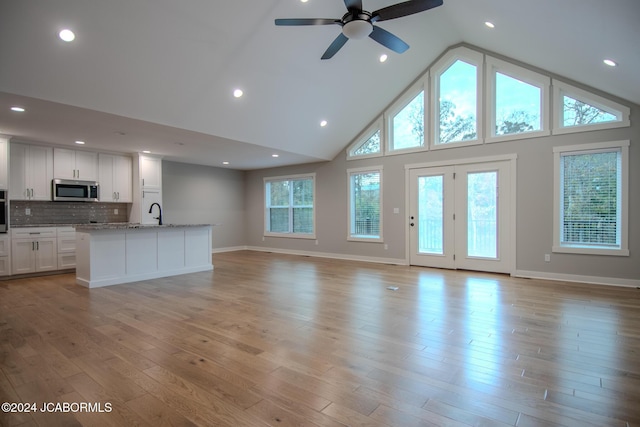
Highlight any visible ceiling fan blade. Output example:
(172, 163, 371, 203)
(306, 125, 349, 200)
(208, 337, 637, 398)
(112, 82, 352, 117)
(371, 0, 443, 22)
(321, 33, 349, 60)
(275, 18, 339, 26)
(368, 26, 409, 53)
(343, 0, 363, 12)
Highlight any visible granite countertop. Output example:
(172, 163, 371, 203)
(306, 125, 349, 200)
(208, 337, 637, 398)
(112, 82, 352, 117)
(74, 223, 216, 230)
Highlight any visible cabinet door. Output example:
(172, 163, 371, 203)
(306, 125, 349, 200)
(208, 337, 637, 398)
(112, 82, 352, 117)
(0, 137, 8, 190)
(140, 155, 162, 188)
(28, 145, 53, 200)
(11, 240, 35, 274)
(114, 155, 132, 202)
(35, 238, 57, 272)
(98, 154, 116, 202)
(53, 148, 76, 179)
(75, 151, 98, 181)
(9, 143, 29, 200)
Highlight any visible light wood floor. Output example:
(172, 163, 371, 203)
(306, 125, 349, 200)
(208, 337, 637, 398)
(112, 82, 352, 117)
(1, 250, 639, 427)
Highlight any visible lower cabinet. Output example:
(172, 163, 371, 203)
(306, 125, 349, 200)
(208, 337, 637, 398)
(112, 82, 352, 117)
(57, 227, 76, 269)
(0, 234, 10, 276)
(10, 228, 58, 274)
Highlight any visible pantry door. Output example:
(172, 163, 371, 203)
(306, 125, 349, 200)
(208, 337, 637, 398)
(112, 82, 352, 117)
(409, 160, 512, 274)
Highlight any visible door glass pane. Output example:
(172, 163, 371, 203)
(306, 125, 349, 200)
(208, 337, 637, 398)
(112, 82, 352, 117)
(418, 175, 443, 254)
(467, 171, 497, 258)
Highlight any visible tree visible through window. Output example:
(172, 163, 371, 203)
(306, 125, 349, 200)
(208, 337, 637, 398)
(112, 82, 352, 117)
(560, 150, 619, 247)
(563, 96, 617, 126)
(495, 72, 541, 136)
(438, 60, 477, 144)
(391, 91, 424, 150)
(265, 176, 314, 235)
(353, 130, 381, 156)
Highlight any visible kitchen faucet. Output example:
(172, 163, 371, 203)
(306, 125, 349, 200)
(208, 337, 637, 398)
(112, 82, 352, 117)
(148, 202, 163, 225)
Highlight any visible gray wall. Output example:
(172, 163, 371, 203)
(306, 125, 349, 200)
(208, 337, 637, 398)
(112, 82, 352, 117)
(244, 109, 639, 282)
(162, 161, 245, 249)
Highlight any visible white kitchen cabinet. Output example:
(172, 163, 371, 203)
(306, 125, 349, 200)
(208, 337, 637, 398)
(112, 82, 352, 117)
(98, 153, 132, 202)
(9, 142, 54, 201)
(130, 153, 162, 224)
(57, 227, 76, 269)
(53, 148, 98, 181)
(11, 227, 58, 274)
(140, 155, 162, 189)
(0, 137, 8, 189)
(0, 234, 10, 276)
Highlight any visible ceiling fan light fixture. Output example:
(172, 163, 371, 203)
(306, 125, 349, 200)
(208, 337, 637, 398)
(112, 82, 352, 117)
(342, 20, 373, 40)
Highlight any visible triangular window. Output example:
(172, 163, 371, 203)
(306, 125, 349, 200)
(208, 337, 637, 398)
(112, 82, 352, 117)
(347, 118, 383, 159)
(553, 79, 629, 134)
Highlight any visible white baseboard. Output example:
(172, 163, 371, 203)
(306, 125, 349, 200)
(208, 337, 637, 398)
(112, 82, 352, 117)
(217, 245, 407, 265)
(514, 270, 640, 288)
(211, 247, 638, 289)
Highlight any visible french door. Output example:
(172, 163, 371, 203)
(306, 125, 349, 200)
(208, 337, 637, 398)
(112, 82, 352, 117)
(408, 160, 513, 274)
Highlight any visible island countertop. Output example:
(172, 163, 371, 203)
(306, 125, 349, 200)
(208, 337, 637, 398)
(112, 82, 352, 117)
(74, 223, 219, 231)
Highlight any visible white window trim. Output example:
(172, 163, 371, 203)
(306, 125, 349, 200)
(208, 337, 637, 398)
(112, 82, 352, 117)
(486, 56, 550, 143)
(385, 76, 428, 155)
(552, 140, 629, 256)
(346, 116, 384, 160)
(264, 173, 316, 239)
(552, 79, 631, 135)
(431, 46, 484, 150)
(347, 165, 384, 243)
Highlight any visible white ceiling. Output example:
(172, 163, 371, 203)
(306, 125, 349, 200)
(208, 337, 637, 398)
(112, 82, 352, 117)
(1, 0, 638, 170)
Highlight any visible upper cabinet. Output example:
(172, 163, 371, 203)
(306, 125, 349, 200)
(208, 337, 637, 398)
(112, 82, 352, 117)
(98, 154, 132, 203)
(139, 155, 162, 189)
(53, 148, 98, 181)
(9, 142, 54, 201)
(0, 137, 8, 189)
(130, 153, 162, 224)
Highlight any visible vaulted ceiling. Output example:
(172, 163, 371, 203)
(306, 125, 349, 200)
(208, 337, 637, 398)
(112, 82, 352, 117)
(1, 0, 638, 170)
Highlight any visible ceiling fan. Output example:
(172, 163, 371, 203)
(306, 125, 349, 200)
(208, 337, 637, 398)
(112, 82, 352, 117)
(275, 0, 443, 60)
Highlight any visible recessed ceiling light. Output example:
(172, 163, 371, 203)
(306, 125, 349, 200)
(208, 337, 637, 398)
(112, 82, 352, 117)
(272, 154, 279, 158)
(603, 59, 617, 67)
(10, 106, 25, 112)
(233, 89, 243, 98)
(75, 140, 85, 145)
(379, 54, 388, 63)
(142, 150, 151, 154)
(300, 0, 308, 3)
(223, 161, 230, 165)
(320, 120, 328, 127)
(484, 22, 495, 28)
(59, 29, 75, 42)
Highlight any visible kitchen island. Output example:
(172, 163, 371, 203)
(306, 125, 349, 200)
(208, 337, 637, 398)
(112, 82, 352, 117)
(75, 223, 213, 288)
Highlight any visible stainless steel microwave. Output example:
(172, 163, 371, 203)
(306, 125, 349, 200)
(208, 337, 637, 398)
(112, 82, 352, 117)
(52, 179, 99, 202)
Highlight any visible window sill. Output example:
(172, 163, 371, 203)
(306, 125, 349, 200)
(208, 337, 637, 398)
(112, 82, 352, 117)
(264, 233, 316, 240)
(552, 245, 629, 257)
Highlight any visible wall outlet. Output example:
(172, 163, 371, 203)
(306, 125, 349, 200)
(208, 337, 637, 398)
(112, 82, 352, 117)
(384, 244, 388, 250)
(315, 240, 319, 245)
(393, 208, 400, 214)
(25, 208, 31, 215)
(544, 253, 551, 262)
(114, 208, 119, 215)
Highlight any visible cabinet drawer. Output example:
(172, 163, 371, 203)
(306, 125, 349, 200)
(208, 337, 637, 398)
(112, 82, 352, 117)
(58, 253, 76, 269)
(0, 236, 9, 257)
(11, 227, 57, 239)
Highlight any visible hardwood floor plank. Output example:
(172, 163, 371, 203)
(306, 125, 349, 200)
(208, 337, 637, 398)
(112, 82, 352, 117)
(1, 250, 639, 426)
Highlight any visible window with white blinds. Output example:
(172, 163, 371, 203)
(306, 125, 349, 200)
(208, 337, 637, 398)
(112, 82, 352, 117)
(264, 174, 315, 238)
(553, 140, 629, 256)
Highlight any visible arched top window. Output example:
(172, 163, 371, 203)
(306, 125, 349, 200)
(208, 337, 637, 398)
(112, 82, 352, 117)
(431, 47, 483, 148)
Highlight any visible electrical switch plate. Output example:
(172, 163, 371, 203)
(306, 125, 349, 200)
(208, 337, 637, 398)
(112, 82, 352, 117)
(114, 208, 118, 215)
(544, 253, 551, 262)
(25, 208, 31, 215)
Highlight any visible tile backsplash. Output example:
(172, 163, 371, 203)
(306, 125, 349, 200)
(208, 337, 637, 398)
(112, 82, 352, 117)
(10, 201, 129, 226)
